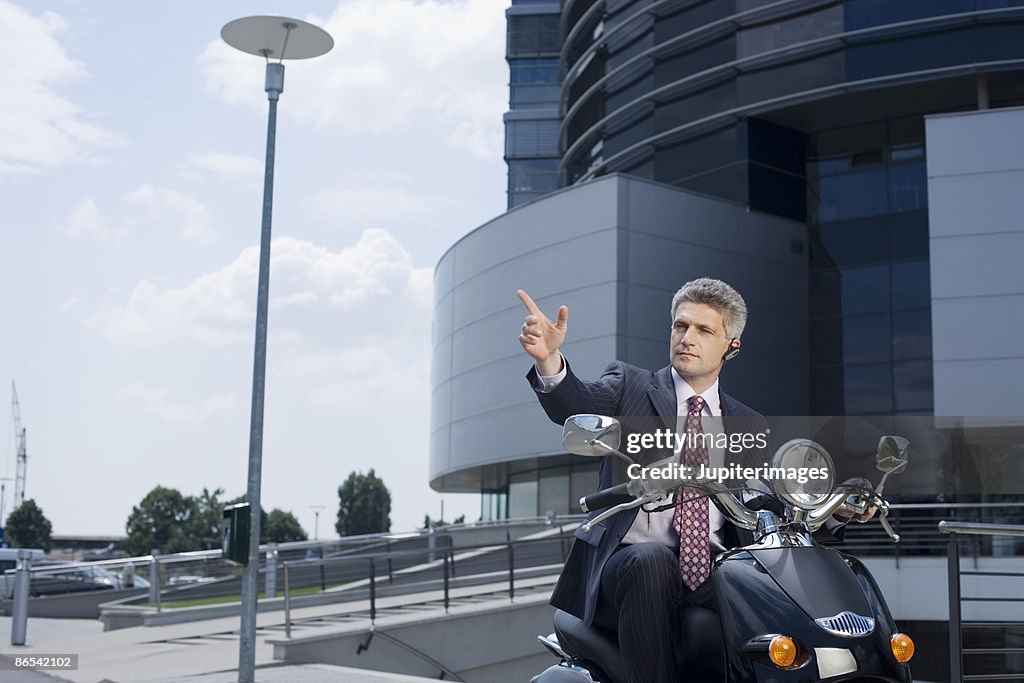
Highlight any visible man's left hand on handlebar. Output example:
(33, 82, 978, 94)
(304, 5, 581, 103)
(834, 504, 878, 523)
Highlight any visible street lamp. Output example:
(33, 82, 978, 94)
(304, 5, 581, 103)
(310, 504, 326, 540)
(220, 16, 332, 683)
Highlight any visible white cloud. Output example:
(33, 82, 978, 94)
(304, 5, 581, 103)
(310, 174, 450, 226)
(0, 1, 124, 173)
(59, 295, 79, 312)
(115, 382, 235, 423)
(86, 229, 433, 349)
(60, 198, 111, 241)
(123, 185, 217, 244)
(198, 0, 507, 157)
(179, 151, 263, 185)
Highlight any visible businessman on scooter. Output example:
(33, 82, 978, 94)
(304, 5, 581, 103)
(518, 278, 874, 683)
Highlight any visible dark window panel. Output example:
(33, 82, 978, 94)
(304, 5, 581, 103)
(538, 466, 570, 516)
(653, 35, 735, 89)
(654, 1, 735, 42)
(737, 51, 845, 107)
(507, 14, 561, 57)
(508, 471, 538, 518)
(846, 28, 975, 82)
(843, 312, 892, 364)
(569, 462, 600, 510)
(809, 156, 850, 179)
(977, 0, 1024, 8)
(749, 165, 807, 222)
(844, 0, 973, 31)
(811, 365, 846, 415)
(511, 84, 562, 107)
(738, 4, 843, 58)
(605, 20, 656, 71)
(889, 210, 929, 260)
(603, 112, 657, 157)
(816, 167, 889, 222)
(510, 59, 560, 84)
(810, 317, 845, 368)
(891, 259, 931, 310)
(817, 216, 889, 267)
(506, 119, 561, 157)
(810, 270, 844, 318)
(652, 124, 740, 184)
(977, 22, 1024, 62)
(605, 69, 656, 118)
(675, 163, 748, 205)
(889, 162, 927, 213)
(893, 309, 933, 360)
(844, 362, 894, 415)
(748, 118, 806, 174)
(894, 360, 934, 412)
(652, 80, 737, 133)
(813, 121, 887, 158)
(841, 264, 891, 316)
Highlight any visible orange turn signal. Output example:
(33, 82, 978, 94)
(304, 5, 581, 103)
(891, 633, 915, 663)
(769, 635, 798, 668)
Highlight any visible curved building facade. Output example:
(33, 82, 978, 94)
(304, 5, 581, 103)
(558, 0, 1024, 416)
(445, 0, 1024, 518)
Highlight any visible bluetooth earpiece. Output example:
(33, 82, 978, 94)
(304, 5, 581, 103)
(723, 338, 741, 361)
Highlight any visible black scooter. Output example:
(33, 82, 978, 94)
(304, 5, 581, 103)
(532, 414, 916, 683)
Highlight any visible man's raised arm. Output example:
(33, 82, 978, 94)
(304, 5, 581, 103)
(517, 289, 568, 377)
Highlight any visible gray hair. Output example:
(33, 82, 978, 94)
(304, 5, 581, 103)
(670, 278, 747, 339)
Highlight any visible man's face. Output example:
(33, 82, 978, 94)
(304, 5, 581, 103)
(669, 302, 733, 385)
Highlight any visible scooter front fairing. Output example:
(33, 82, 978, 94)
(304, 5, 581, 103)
(713, 545, 912, 683)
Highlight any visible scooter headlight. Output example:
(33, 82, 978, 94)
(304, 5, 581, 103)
(891, 633, 915, 663)
(769, 635, 798, 668)
(769, 439, 835, 510)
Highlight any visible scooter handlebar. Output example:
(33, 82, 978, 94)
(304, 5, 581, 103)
(580, 482, 633, 513)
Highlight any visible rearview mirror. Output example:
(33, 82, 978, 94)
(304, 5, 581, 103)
(876, 436, 910, 473)
(562, 415, 622, 457)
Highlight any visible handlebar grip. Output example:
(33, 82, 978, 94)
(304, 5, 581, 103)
(580, 482, 632, 513)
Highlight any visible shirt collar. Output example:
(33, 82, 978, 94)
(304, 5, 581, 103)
(670, 368, 720, 417)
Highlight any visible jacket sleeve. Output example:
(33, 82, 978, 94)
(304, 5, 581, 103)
(525, 360, 626, 427)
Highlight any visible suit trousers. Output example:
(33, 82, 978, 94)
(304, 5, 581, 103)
(592, 543, 716, 683)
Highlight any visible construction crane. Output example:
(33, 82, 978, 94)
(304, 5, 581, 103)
(11, 382, 27, 509)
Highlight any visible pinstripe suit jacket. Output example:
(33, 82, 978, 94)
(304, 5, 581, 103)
(527, 360, 769, 626)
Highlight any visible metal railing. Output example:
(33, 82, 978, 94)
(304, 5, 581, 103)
(940, 520, 1024, 682)
(280, 530, 576, 638)
(0, 516, 580, 612)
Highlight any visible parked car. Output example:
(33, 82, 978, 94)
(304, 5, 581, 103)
(2, 558, 122, 598)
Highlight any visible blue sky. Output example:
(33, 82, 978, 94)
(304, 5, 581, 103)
(1, 0, 510, 537)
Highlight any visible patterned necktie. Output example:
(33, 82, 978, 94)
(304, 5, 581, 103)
(672, 394, 710, 591)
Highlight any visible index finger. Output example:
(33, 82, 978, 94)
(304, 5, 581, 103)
(517, 289, 543, 318)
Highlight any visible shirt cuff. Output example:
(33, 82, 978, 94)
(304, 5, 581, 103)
(533, 354, 567, 393)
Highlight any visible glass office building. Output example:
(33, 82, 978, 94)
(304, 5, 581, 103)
(441, 1, 1024, 518)
(504, 0, 562, 207)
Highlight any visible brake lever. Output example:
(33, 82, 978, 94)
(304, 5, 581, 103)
(877, 500, 900, 543)
(581, 493, 660, 532)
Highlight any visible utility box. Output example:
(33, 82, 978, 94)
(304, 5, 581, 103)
(222, 502, 250, 565)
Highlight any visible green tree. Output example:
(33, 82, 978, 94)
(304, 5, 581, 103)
(191, 487, 227, 550)
(6, 499, 53, 551)
(265, 509, 308, 543)
(124, 486, 198, 556)
(422, 513, 465, 529)
(336, 469, 391, 536)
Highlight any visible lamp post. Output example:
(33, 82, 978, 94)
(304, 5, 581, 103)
(310, 504, 325, 540)
(220, 16, 332, 683)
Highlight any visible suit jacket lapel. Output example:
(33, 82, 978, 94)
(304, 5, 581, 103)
(648, 366, 677, 429)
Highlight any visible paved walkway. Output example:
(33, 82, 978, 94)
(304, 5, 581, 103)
(0, 575, 557, 683)
(0, 612, 442, 683)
